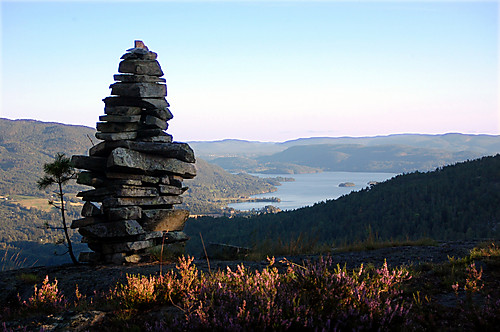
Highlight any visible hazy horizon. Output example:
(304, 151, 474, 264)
(1, 0, 498, 142)
(3, 116, 499, 144)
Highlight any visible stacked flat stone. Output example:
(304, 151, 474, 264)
(71, 41, 196, 264)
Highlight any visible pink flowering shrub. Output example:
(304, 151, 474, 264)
(22, 275, 66, 311)
(281, 257, 412, 330)
(123, 256, 412, 331)
(111, 274, 162, 309)
(464, 262, 483, 294)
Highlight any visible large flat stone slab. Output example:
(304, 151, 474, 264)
(137, 134, 173, 143)
(143, 107, 173, 121)
(114, 74, 165, 83)
(106, 172, 160, 184)
(102, 196, 182, 208)
(102, 97, 172, 120)
(89, 141, 195, 163)
(143, 115, 168, 130)
(159, 185, 188, 195)
(77, 187, 115, 202)
(139, 231, 189, 243)
(77, 172, 106, 187)
(107, 147, 196, 178)
(95, 131, 137, 141)
(104, 106, 142, 116)
(96, 122, 140, 133)
(118, 59, 163, 76)
(116, 186, 158, 197)
(136, 128, 166, 138)
(105, 206, 142, 221)
(110, 82, 166, 98)
(99, 115, 141, 123)
(78, 219, 145, 239)
(72, 156, 107, 172)
(141, 209, 189, 232)
(88, 240, 154, 255)
(77, 186, 159, 201)
(71, 216, 106, 229)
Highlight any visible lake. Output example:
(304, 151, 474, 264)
(228, 171, 397, 211)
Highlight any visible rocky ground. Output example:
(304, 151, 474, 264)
(0, 240, 488, 331)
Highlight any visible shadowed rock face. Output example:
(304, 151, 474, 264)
(71, 40, 196, 264)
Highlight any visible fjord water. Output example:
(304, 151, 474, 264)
(228, 172, 397, 211)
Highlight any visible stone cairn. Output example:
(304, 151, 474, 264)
(71, 41, 196, 264)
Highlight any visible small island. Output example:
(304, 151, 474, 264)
(339, 182, 355, 187)
(239, 196, 281, 203)
(274, 176, 295, 182)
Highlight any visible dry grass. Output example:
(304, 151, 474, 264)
(5, 194, 82, 212)
(247, 233, 332, 260)
(335, 237, 439, 253)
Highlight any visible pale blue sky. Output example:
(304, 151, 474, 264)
(1, 0, 498, 141)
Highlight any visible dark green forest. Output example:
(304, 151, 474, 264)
(185, 155, 500, 254)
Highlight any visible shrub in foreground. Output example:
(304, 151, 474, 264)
(111, 256, 413, 331)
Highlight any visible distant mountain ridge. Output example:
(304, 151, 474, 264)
(189, 133, 500, 159)
(278, 133, 500, 153)
(256, 143, 483, 173)
(190, 134, 499, 174)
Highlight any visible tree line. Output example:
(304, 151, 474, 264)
(185, 155, 500, 255)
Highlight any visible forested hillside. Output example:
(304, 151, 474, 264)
(257, 144, 482, 173)
(0, 119, 95, 195)
(0, 118, 278, 266)
(185, 155, 500, 254)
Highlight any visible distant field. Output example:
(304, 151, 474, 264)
(1, 195, 83, 212)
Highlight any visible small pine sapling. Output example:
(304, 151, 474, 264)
(37, 153, 79, 265)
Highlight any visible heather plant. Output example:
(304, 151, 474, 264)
(281, 257, 412, 330)
(22, 275, 66, 311)
(166, 256, 413, 331)
(111, 274, 162, 309)
(109, 255, 413, 330)
(178, 257, 286, 331)
(110, 256, 199, 310)
(470, 242, 500, 260)
(464, 262, 483, 294)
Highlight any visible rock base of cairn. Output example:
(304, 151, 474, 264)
(71, 41, 196, 264)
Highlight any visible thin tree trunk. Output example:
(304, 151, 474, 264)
(59, 182, 79, 265)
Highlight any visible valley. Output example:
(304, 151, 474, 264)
(1, 118, 500, 268)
